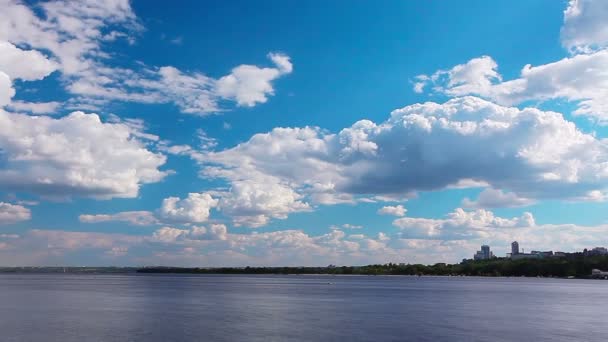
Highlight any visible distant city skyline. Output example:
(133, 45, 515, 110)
(471, 241, 608, 261)
(0, 0, 607, 266)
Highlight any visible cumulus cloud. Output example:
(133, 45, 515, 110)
(378, 205, 407, 217)
(415, 1, 608, 123)
(152, 227, 189, 243)
(417, 51, 608, 122)
(0, 109, 168, 199)
(2, 209, 605, 266)
(417, 56, 501, 97)
(393, 208, 535, 240)
(159, 193, 218, 223)
(216, 53, 292, 107)
(79, 211, 159, 226)
(67, 52, 293, 115)
(0, 41, 57, 81)
(152, 224, 228, 243)
(0, 202, 31, 224)
(0, 41, 57, 108)
(200, 97, 608, 227)
(0, 1, 292, 115)
(561, 0, 608, 53)
(216, 181, 310, 228)
(0, 0, 139, 76)
(190, 224, 228, 240)
(462, 188, 535, 209)
(81, 193, 219, 227)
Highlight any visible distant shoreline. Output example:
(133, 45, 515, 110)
(0, 271, 605, 281)
(1, 254, 607, 279)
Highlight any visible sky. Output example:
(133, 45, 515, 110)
(0, 0, 607, 266)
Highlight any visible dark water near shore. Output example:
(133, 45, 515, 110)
(0, 274, 605, 341)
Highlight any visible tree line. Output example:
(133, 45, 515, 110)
(137, 253, 608, 278)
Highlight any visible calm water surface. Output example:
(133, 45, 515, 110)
(0, 274, 605, 341)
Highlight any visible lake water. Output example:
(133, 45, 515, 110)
(0, 274, 605, 341)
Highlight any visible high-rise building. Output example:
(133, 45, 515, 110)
(473, 244, 494, 260)
(481, 245, 490, 259)
(511, 241, 519, 256)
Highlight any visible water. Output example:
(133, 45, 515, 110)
(0, 274, 605, 341)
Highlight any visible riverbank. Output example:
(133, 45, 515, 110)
(1, 254, 606, 279)
(137, 254, 608, 279)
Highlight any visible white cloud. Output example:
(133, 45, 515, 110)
(331, 224, 363, 230)
(152, 224, 227, 243)
(0, 1, 291, 115)
(152, 227, 189, 243)
(423, 56, 501, 97)
(152, 66, 218, 114)
(0, 41, 57, 81)
(0, 109, 168, 199)
(0, 72, 13, 107)
(196, 129, 218, 151)
(216, 180, 310, 228)
(0, 0, 139, 76)
(0, 202, 30, 224)
(66, 52, 292, 115)
(378, 205, 407, 217)
(415, 1, 608, 123)
(561, 0, 608, 53)
(268, 53, 293, 74)
(159, 193, 218, 223)
(2, 210, 607, 266)
(80, 193, 221, 227)
(393, 208, 535, 240)
(215, 53, 293, 107)
(0, 42, 57, 108)
(190, 224, 228, 240)
(417, 51, 608, 123)
(6, 101, 61, 115)
(79, 211, 159, 226)
(462, 188, 535, 209)
(200, 96, 608, 227)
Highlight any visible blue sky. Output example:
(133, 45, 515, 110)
(0, 0, 607, 266)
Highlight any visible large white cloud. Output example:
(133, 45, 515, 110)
(0, 109, 168, 199)
(561, 0, 608, 53)
(393, 208, 535, 240)
(0, 41, 57, 81)
(0, 202, 30, 224)
(417, 51, 608, 122)
(200, 96, 608, 227)
(216, 181, 310, 228)
(0, 41, 57, 109)
(415, 0, 608, 123)
(216, 53, 292, 107)
(159, 193, 218, 223)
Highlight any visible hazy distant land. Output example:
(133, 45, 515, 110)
(2, 254, 607, 279)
